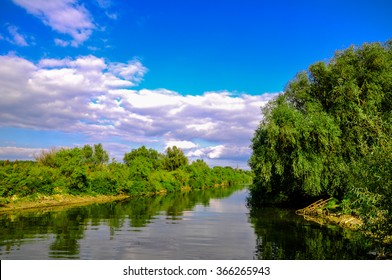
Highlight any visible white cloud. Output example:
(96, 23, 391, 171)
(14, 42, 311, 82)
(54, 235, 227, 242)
(38, 55, 106, 71)
(7, 25, 29, 46)
(120, 89, 181, 108)
(165, 140, 198, 150)
(0, 25, 32, 46)
(0, 53, 280, 167)
(105, 12, 118, 20)
(12, 0, 95, 46)
(0, 54, 146, 129)
(95, 0, 112, 9)
(54, 38, 70, 47)
(94, 0, 118, 20)
(187, 145, 250, 160)
(208, 145, 225, 159)
(108, 60, 147, 85)
(186, 122, 215, 131)
(0, 147, 48, 160)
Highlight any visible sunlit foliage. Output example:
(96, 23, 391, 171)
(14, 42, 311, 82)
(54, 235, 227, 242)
(0, 144, 252, 201)
(249, 41, 392, 240)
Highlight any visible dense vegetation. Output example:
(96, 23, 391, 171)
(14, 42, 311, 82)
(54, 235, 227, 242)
(249, 41, 392, 243)
(0, 144, 252, 203)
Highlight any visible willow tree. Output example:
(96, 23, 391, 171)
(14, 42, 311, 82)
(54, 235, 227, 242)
(249, 40, 392, 206)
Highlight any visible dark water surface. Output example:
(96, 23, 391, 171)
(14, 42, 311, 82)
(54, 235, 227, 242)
(0, 186, 374, 259)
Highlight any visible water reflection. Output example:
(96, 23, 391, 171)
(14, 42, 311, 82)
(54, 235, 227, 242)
(0, 186, 251, 259)
(249, 207, 374, 259)
(0, 186, 377, 259)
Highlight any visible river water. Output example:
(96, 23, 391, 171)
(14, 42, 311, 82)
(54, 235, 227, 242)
(0, 186, 374, 259)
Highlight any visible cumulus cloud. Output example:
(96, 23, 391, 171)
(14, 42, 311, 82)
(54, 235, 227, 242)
(187, 145, 251, 160)
(0, 54, 146, 128)
(0, 147, 48, 160)
(108, 60, 147, 85)
(165, 140, 199, 150)
(12, 0, 95, 46)
(0, 53, 280, 167)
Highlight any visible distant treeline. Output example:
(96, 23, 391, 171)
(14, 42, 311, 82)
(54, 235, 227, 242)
(0, 144, 252, 202)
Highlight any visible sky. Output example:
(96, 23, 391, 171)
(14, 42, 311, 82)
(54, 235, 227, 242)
(0, 0, 391, 168)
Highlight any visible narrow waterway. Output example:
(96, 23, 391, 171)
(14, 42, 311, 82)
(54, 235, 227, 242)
(0, 186, 373, 259)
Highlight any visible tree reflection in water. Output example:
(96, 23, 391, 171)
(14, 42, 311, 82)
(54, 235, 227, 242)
(0, 186, 243, 259)
(248, 207, 375, 259)
(0, 186, 378, 259)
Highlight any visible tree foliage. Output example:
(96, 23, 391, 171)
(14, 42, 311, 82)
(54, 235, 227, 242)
(123, 145, 161, 170)
(249, 40, 392, 241)
(0, 144, 252, 201)
(162, 146, 189, 171)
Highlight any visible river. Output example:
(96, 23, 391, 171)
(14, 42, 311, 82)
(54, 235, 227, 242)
(0, 186, 374, 259)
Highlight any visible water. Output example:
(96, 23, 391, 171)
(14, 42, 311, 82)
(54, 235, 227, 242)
(0, 186, 374, 259)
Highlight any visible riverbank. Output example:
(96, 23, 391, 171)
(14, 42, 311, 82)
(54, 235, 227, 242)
(0, 185, 219, 214)
(247, 197, 365, 231)
(295, 198, 364, 231)
(300, 211, 392, 259)
(296, 199, 392, 251)
(0, 193, 132, 213)
(300, 212, 364, 231)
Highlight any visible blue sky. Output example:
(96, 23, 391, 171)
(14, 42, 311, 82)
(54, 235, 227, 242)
(0, 0, 391, 168)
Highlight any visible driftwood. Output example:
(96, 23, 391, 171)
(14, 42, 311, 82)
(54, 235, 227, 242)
(295, 198, 333, 216)
(296, 198, 365, 231)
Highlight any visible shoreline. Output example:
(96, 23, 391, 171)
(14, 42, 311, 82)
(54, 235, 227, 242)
(0, 193, 132, 214)
(295, 198, 364, 231)
(0, 185, 217, 214)
(295, 198, 363, 231)
(299, 212, 364, 231)
(296, 201, 392, 249)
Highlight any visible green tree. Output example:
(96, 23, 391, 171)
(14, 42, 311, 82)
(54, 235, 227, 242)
(348, 146, 392, 245)
(92, 144, 109, 165)
(249, 41, 392, 207)
(82, 145, 94, 164)
(123, 146, 161, 170)
(162, 146, 189, 171)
